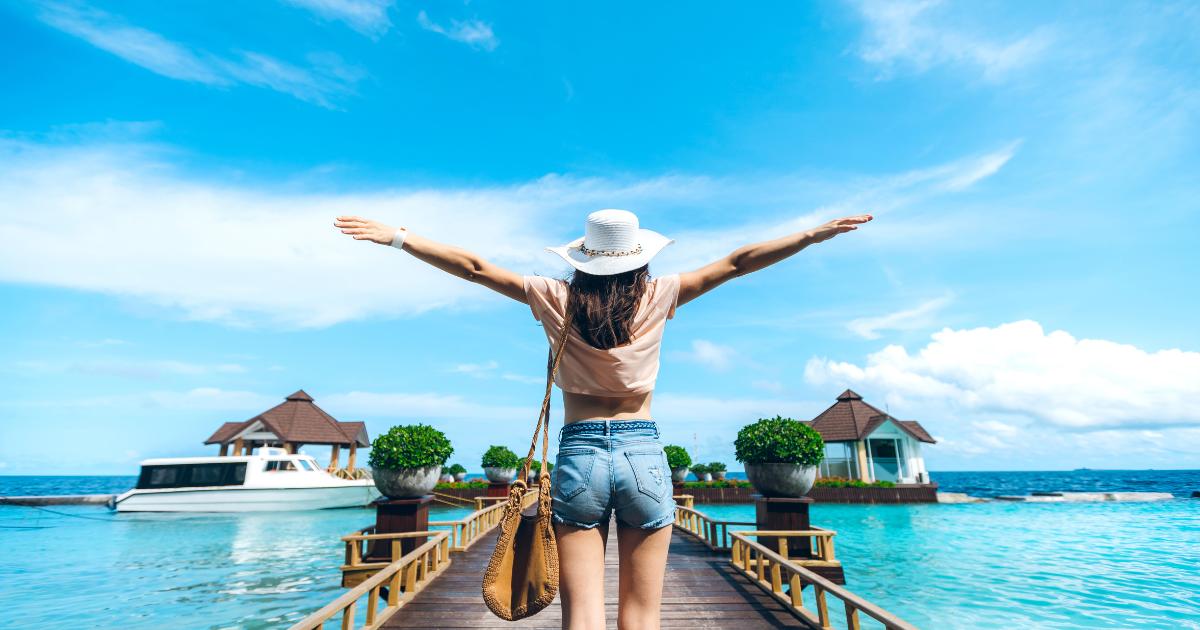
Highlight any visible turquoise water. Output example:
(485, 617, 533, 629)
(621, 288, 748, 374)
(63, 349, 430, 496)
(0, 504, 475, 629)
(2, 472, 1199, 629)
(701, 500, 1200, 629)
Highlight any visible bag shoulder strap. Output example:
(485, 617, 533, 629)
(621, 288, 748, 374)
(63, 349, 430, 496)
(517, 300, 574, 484)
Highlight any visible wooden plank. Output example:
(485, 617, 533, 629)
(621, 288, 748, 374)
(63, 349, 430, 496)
(380, 521, 808, 629)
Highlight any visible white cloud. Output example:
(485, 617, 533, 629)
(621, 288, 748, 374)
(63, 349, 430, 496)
(678, 339, 736, 371)
(417, 10, 498, 51)
(37, 2, 363, 108)
(282, 0, 393, 36)
(13, 358, 247, 379)
(450, 360, 500, 376)
(0, 137, 1016, 328)
(805, 320, 1200, 430)
(321, 390, 531, 421)
(847, 294, 953, 339)
(2, 387, 278, 411)
(852, 0, 1052, 81)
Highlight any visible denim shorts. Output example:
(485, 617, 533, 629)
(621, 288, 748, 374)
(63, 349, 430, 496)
(551, 420, 677, 530)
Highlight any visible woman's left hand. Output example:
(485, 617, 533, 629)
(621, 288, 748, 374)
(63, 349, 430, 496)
(809, 214, 872, 244)
(335, 215, 399, 245)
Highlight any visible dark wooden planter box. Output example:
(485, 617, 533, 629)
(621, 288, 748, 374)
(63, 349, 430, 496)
(435, 483, 939, 504)
(679, 483, 938, 504)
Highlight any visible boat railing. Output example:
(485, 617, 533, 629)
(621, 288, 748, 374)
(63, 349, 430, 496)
(729, 531, 917, 630)
(290, 530, 451, 630)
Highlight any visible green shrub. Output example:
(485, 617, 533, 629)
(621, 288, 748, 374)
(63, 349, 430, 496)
(368, 424, 453, 470)
(682, 479, 753, 489)
(735, 416, 824, 466)
(690, 463, 709, 476)
(435, 480, 489, 490)
(707, 461, 727, 472)
(530, 460, 554, 473)
(813, 477, 896, 488)
(447, 463, 467, 476)
(663, 445, 691, 469)
(481, 445, 521, 469)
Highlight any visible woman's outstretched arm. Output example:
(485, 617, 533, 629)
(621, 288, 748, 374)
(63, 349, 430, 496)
(334, 215, 527, 304)
(677, 215, 872, 306)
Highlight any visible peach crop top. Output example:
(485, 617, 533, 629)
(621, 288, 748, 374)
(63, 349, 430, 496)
(523, 274, 680, 397)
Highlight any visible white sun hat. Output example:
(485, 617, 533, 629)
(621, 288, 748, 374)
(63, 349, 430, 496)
(546, 209, 674, 276)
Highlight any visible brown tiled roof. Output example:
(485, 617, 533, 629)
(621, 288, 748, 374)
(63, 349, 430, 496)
(203, 390, 370, 447)
(205, 422, 245, 444)
(808, 389, 935, 444)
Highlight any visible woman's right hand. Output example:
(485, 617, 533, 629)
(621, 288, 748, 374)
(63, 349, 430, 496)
(335, 215, 400, 245)
(808, 215, 873, 244)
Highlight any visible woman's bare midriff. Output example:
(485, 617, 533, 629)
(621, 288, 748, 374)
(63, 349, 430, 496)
(563, 391, 654, 423)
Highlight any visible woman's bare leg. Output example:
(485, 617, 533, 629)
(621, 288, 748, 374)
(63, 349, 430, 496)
(616, 524, 672, 630)
(556, 522, 609, 630)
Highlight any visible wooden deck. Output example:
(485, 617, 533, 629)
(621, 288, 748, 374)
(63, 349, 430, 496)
(381, 521, 807, 629)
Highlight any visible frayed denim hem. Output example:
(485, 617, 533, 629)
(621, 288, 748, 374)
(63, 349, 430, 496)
(617, 510, 676, 530)
(552, 512, 603, 529)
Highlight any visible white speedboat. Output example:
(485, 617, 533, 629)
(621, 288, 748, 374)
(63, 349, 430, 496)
(113, 448, 381, 512)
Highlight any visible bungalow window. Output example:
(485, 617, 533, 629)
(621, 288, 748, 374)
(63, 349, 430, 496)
(819, 442, 859, 480)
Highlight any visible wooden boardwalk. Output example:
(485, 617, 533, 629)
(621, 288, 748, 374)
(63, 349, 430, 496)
(382, 521, 806, 629)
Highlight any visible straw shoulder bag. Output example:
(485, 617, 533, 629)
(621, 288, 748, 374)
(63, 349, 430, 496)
(481, 308, 572, 620)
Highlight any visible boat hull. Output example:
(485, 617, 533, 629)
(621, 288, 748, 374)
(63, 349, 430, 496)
(114, 483, 381, 512)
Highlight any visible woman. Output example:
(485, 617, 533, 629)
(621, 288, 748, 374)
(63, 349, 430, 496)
(335, 209, 870, 629)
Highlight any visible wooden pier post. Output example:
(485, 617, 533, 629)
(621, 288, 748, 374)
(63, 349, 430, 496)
(755, 495, 846, 585)
(369, 496, 433, 561)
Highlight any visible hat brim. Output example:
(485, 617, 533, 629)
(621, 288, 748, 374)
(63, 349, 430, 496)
(545, 229, 674, 275)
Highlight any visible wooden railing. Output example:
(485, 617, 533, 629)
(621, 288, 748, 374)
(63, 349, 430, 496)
(429, 498, 510, 552)
(673, 503, 755, 551)
(290, 531, 451, 630)
(429, 490, 475, 507)
(342, 490, 538, 579)
(730, 532, 917, 630)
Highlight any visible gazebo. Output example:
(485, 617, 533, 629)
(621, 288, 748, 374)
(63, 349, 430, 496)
(807, 390, 936, 485)
(204, 389, 370, 472)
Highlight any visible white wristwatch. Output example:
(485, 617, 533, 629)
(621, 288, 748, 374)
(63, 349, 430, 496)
(390, 228, 408, 250)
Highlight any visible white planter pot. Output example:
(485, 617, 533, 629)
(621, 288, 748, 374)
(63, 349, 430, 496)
(439, 473, 454, 483)
(372, 465, 440, 499)
(671, 467, 690, 483)
(744, 463, 817, 498)
(702, 472, 713, 482)
(484, 467, 518, 484)
(453, 472, 468, 482)
(712, 471, 726, 481)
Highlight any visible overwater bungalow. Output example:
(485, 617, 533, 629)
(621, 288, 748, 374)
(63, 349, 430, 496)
(204, 389, 369, 474)
(808, 390, 936, 485)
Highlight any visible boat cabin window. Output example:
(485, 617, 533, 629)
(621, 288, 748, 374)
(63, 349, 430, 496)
(263, 460, 299, 472)
(298, 460, 318, 471)
(137, 463, 247, 489)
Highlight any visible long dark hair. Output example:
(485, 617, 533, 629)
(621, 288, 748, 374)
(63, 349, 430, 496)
(568, 264, 650, 350)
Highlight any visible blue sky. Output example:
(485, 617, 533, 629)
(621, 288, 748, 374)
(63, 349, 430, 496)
(1, 0, 1197, 475)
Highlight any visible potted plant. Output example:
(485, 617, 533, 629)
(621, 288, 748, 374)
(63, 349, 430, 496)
(529, 460, 554, 481)
(448, 463, 468, 481)
(481, 445, 521, 483)
(664, 445, 692, 483)
(690, 463, 711, 482)
(735, 416, 824, 498)
(439, 466, 454, 483)
(369, 424, 454, 499)
(708, 461, 727, 481)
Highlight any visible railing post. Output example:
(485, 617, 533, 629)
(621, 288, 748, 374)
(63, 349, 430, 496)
(340, 602, 356, 630)
(789, 573, 803, 608)
(814, 585, 830, 628)
(845, 604, 861, 630)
